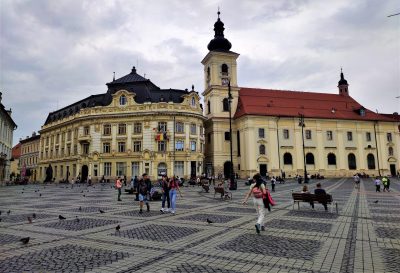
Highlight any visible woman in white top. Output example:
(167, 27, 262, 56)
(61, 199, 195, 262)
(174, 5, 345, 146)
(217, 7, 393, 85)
(243, 174, 267, 234)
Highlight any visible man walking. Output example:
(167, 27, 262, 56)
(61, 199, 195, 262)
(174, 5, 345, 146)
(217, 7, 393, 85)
(138, 173, 151, 213)
(115, 177, 122, 201)
(271, 176, 276, 192)
(374, 177, 381, 192)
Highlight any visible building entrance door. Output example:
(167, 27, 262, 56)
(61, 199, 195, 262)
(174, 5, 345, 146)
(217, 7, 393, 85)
(260, 164, 267, 177)
(390, 164, 396, 177)
(81, 165, 88, 182)
(191, 161, 196, 178)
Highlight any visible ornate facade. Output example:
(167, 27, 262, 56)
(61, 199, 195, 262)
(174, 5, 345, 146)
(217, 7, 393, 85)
(203, 13, 400, 178)
(19, 133, 40, 181)
(38, 68, 205, 182)
(0, 92, 17, 182)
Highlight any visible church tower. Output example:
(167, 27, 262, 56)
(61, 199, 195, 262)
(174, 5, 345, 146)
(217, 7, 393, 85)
(338, 68, 349, 96)
(202, 10, 240, 178)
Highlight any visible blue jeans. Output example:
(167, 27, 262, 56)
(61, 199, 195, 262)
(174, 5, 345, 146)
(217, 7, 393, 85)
(162, 190, 170, 209)
(169, 189, 177, 211)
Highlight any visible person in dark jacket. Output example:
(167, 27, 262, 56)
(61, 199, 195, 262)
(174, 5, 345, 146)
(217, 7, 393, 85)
(160, 175, 170, 213)
(314, 183, 328, 211)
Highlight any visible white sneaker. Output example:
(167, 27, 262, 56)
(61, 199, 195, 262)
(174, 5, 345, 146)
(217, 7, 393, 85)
(160, 208, 164, 212)
(171, 210, 175, 215)
(165, 208, 170, 212)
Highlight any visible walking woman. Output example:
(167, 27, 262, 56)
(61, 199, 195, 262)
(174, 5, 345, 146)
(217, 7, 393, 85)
(169, 176, 182, 215)
(243, 174, 267, 234)
(160, 175, 170, 213)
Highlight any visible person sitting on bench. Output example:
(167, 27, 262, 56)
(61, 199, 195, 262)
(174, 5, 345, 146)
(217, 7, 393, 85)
(301, 185, 314, 209)
(314, 183, 328, 211)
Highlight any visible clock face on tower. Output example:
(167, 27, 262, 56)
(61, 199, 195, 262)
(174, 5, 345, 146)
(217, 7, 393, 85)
(221, 78, 229, 86)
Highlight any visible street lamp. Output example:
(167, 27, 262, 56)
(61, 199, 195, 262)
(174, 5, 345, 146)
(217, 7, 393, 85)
(298, 114, 308, 183)
(228, 81, 236, 190)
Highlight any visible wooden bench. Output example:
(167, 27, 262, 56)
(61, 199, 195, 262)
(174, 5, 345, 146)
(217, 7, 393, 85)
(214, 187, 232, 200)
(292, 193, 338, 213)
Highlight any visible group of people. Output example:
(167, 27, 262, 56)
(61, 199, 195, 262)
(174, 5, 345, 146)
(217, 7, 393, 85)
(374, 176, 391, 192)
(115, 174, 183, 214)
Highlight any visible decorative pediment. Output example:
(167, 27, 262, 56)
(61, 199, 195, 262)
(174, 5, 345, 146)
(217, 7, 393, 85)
(257, 156, 269, 163)
(388, 157, 397, 163)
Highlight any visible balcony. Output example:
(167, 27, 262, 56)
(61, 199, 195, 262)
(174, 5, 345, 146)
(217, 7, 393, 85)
(78, 134, 91, 143)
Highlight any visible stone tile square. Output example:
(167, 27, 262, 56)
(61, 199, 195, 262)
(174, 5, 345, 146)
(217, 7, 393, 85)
(0, 233, 25, 244)
(0, 213, 54, 223)
(375, 227, 400, 239)
(69, 206, 111, 213)
(268, 219, 332, 233)
(167, 263, 244, 273)
(115, 210, 163, 217)
(381, 248, 400, 273)
(0, 244, 129, 272)
(372, 216, 400, 223)
(111, 224, 201, 243)
(285, 210, 339, 219)
(218, 234, 322, 260)
(217, 206, 257, 214)
(39, 218, 119, 231)
(177, 213, 240, 223)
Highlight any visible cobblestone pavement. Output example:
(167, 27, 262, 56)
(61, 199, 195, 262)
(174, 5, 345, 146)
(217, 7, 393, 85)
(1, 177, 399, 273)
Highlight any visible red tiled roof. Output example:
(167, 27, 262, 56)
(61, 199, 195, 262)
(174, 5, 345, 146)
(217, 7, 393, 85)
(234, 88, 396, 122)
(12, 143, 21, 159)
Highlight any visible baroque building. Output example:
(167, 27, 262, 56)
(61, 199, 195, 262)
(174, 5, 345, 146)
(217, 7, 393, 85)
(19, 132, 40, 181)
(38, 67, 205, 182)
(0, 92, 17, 182)
(203, 12, 400, 178)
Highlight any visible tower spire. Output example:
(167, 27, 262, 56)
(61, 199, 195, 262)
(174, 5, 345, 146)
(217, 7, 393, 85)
(207, 9, 232, 51)
(338, 68, 349, 96)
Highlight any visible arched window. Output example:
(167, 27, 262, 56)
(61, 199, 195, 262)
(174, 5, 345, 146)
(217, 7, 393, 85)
(221, 64, 229, 75)
(207, 100, 211, 114)
(348, 153, 357, 170)
(259, 145, 265, 155)
(327, 153, 336, 165)
(306, 153, 314, 164)
(388, 147, 394, 156)
(223, 98, 229, 112)
(191, 97, 196, 107)
(283, 153, 292, 165)
(367, 154, 375, 169)
(157, 162, 167, 177)
(119, 95, 127, 105)
(207, 67, 210, 78)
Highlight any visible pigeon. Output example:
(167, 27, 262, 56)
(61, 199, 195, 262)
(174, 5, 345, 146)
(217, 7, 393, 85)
(32, 213, 36, 219)
(59, 215, 66, 220)
(78, 206, 82, 211)
(7, 210, 11, 215)
(99, 209, 105, 214)
(206, 218, 213, 224)
(75, 216, 80, 223)
(28, 216, 32, 224)
(116, 225, 120, 232)
(20, 237, 30, 245)
(83, 195, 85, 197)
(39, 194, 42, 197)
(81, 191, 83, 193)
(373, 200, 379, 203)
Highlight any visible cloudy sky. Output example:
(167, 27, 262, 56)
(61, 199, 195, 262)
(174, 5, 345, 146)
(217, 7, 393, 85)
(1, 0, 399, 145)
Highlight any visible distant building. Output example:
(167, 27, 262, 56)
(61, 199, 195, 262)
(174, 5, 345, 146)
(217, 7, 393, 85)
(19, 132, 40, 182)
(0, 92, 17, 182)
(203, 12, 400, 178)
(10, 143, 21, 181)
(38, 67, 205, 182)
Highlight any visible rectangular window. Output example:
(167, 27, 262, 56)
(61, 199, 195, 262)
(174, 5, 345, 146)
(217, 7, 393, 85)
(366, 132, 371, 142)
(175, 140, 184, 151)
(60, 165, 64, 177)
(84, 126, 90, 136)
(190, 141, 197, 151)
(207, 133, 211, 143)
(104, 162, 112, 176)
(176, 122, 184, 133)
(133, 141, 141, 152)
(283, 129, 289, 139)
(118, 123, 126, 135)
(387, 133, 392, 142)
(305, 130, 312, 140)
(103, 124, 111, 135)
(73, 145, 78, 155)
(133, 123, 142, 134)
(258, 128, 265, 138)
(56, 134, 59, 143)
(82, 143, 89, 155)
(74, 128, 78, 139)
(118, 142, 126, 153)
(174, 161, 184, 177)
(116, 162, 126, 176)
(347, 131, 353, 141)
(327, 131, 333, 141)
(158, 141, 166, 152)
(224, 132, 231, 141)
(67, 130, 72, 141)
(237, 131, 241, 156)
(190, 124, 197, 135)
(158, 122, 167, 132)
(103, 142, 111, 153)
(131, 162, 140, 177)
(67, 144, 71, 156)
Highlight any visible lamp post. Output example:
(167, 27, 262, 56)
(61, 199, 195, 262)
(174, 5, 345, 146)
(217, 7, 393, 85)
(228, 81, 236, 190)
(298, 114, 308, 183)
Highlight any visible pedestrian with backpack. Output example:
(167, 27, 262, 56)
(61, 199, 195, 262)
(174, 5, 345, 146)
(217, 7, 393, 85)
(138, 173, 151, 213)
(243, 173, 267, 234)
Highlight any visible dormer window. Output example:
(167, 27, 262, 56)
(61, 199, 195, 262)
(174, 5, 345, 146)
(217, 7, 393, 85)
(221, 64, 228, 76)
(191, 97, 196, 107)
(120, 95, 127, 105)
(360, 108, 365, 116)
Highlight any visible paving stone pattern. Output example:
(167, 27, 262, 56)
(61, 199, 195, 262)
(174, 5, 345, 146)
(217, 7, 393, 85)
(0, 178, 399, 273)
(112, 224, 201, 243)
